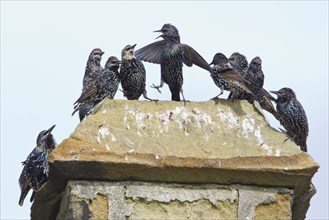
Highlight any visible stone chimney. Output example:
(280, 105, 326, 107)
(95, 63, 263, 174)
(31, 99, 319, 220)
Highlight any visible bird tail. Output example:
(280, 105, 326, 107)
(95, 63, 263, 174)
(171, 91, 181, 101)
(297, 139, 308, 152)
(72, 103, 81, 116)
(258, 95, 280, 121)
(30, 191, 36, 203)
(18, 187, 31, 206)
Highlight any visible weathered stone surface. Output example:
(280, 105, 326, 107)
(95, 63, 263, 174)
(56, 182, 109, 220)
(32, 99, 319, 219)
(49, 99, 318, 192)
(254, 193, 292, 220)
(56, 181, 294, 220)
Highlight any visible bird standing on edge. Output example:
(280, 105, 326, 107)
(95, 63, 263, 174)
(73, 48, 105, 121)
(135, 23, 211, 102)
(120, 44, 156, 101)
(72, 56, 122, 121)
(209, 53, 253, 100)
(270, 88, 309, 152)
(228, 53, 279, 120)
(18, 125, 56, 206)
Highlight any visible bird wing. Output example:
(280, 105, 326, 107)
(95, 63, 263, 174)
(73, 79, 98, 105)
(135, 40, 165, 64)
(260, 88, 276, 101)
(181, 44, 211, 71)
(217, 68, 246, 82)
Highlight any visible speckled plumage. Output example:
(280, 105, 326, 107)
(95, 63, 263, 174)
(228, 54, 278, 119)
(18, 125, 56, 206)
(209, 53, 253, 99)
(228, 52, 249, 77)
(83, 48, 105, 86)
(135, 23, 210, 101)
(244, 57, 264, 102)
(271, 88, 309, 152)
(72, 56, 121, 121)
(120, 44, 155, 101)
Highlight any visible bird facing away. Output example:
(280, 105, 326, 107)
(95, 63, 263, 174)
(82, 48, 105, 86)
(270, 88, 309, 152)
(72, 56, 121, 121)
(135, 23, 211, 101)
(18, 125, 56, 206)
(120, 44, 156, 101)
(209, 53, 253, 100)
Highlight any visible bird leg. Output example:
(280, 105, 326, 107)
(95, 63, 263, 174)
(150, 79, 164, 94)
(143, 90, 158, 102)
(119, 88, 128, 97)
(180, 88, 190, 106)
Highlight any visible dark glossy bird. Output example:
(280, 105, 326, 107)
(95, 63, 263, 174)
(72, 56, 122, 121)
(120, 44, 156, 101)
(228, 52, 249, 77)
(227, 52, 249, 100)
(270, 88, 309, 152)
(83, 48, 105, 86)
(229, 53, 278, 119)
(18, 125, 56, 206)
(209, 53, 253, 99)
(244, 57, 264, 102)
(135, 23, 211, 101)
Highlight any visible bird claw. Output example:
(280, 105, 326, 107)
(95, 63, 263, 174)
(150, 84, 162, 94)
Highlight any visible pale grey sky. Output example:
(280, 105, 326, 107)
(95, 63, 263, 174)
(1, 1, 328, 219)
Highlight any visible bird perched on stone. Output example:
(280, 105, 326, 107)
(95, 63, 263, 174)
(228, 54, 278, 121)
(243, 57, 264, 102)
(135, 23, 211, 102)
(72, 56, 122, 121)
(73, 48, 104, 121)
(18, 125, 56, 206)
(270, 88, 309, 152)
(120, 44, 156, 101)
(83, 48, 105, 86)
(209, 53, 253, 100)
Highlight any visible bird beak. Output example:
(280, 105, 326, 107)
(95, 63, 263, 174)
(116, 60, 122, 65)
(155, 34, 164, 40)
(154, 29, 164, 40)
(101, 51, 105, 55)
(46, 124, 56, 134)
(132, 44, 137, 49)
(269, 91, 278, 95)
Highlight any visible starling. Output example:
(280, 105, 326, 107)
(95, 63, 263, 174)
(83, 48, 105, 86)
(228, 54, 278, 121)
(228, 52, 249, 77)
(270, 88, 309, 152)
(18, 125, 56, 206)
(72, 56, 122, 121)
(120, 44, 156, 101)
(244, 56, 264, 101)
(135, 23, 210, 101)
(246, 57, 278, 120)
(209, 53, 253, 99)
